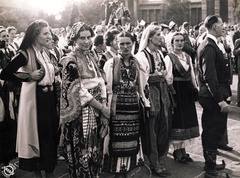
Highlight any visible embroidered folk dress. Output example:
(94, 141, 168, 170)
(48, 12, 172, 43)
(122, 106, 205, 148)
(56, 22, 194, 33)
(136, 47, 172, 161)
(164, 52, 199, 140)
(102, 55, 148, 174)
(60, 49, 107, 178)
(0, 47, 58, 172)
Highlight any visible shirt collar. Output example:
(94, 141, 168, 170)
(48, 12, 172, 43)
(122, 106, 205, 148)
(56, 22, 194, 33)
(206, 33, 218, 45)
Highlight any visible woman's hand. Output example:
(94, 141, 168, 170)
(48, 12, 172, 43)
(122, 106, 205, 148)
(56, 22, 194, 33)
(100, 115, 109, 126)
(101, 106, 110, 119)
(149, 104, 159, 117)
(30, 68, 44, 81)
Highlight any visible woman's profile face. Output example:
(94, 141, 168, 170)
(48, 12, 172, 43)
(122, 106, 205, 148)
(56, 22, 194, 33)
(111, 35, 118, 50)
(117, 36, 133, 56)
(172, 34, 184, 50)
(75, 30, 92, 51)
(149, 29, 162, 47)
(35, 27, 51, 48)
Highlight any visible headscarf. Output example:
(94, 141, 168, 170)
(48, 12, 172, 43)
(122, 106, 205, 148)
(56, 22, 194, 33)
(68, 22, 85, 46)
(137, 24, 160, 53)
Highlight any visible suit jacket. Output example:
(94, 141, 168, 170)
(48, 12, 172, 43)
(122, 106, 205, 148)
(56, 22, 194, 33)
(233, 31, 240, 44)
(233, 38, 240, 57)
(197, 37, 231, 102)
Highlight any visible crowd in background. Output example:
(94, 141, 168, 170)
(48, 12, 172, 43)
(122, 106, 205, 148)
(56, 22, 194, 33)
(0, 11, 239, 178)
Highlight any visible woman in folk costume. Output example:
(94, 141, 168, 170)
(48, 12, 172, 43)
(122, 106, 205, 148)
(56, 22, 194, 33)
(99, 29, 120, 70)
(0, 19, 59, 178)
(102, 31, 149, 178)
(164, 32, 199, 164)
(60, 22, 110, 178)
(135, 24, 172, 177)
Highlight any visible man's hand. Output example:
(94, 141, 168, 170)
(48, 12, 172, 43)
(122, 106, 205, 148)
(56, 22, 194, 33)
(218, 101, 229, 113)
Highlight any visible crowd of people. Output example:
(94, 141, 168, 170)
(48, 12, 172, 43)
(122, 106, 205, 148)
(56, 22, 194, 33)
(0, 12, 239, 178)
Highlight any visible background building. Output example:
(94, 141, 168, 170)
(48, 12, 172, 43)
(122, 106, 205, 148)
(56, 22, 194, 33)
(124, 0, 234, 26)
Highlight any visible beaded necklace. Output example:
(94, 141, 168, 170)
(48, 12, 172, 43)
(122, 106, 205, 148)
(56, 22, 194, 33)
(120, 55, 137, 85)
(172, 51, 189, 64)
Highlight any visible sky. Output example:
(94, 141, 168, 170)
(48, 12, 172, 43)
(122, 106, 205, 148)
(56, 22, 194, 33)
(26, 0, 75, 15)
(0, 0, 87, 15)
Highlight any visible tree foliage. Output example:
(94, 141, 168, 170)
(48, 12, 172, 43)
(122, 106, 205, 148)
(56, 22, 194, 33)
(77, 0, 105, 25)
(165, 0, 190, 25)
(232, 0, 240, 24)
(69, 2, 84, 27)
(0, 0, 105, 32)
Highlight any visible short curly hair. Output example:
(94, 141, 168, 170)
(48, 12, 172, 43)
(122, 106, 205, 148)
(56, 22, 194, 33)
(104, 29, 120, 46)
(93, 34, 104, 46)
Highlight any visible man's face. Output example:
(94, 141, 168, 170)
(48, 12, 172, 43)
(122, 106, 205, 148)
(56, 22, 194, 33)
(222, 28, 227, 37)
(8, 29, 17, 41)
(0, 31, 9, 43)
(214, 18, 223, 37)
(173, 25, 178, 31)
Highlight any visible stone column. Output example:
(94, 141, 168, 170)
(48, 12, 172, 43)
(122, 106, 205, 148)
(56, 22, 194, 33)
(147, 10, 150, 23)
(215, 0, 220, 16)
(153, 9, 156, 22)
(133, 0, 138, 25)
(202, 0, 207, 21)
(124, 0, 128, 8)
(228, 0, 233, 24)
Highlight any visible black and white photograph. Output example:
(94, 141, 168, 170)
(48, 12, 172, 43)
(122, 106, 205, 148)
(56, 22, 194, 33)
(0, 0, 240, 177)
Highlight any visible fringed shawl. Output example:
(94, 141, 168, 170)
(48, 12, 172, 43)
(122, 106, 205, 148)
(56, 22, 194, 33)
(59, 55, 81, 124)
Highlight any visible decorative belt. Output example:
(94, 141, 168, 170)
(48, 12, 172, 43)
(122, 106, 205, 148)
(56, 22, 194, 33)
(38, 85, 54, 92)
(113, 85, 138, 94)
(148, 75, 166, 84)
(173, 77, 190, 81)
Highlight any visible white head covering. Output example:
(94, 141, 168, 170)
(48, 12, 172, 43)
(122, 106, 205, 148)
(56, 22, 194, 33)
(138, 24, 160, 53)
(169, 21, 176, 30)
(139, 20, 146, 26)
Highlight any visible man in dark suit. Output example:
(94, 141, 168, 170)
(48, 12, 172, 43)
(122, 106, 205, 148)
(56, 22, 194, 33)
(232, 24, 240, 73)
(197, 15, 231, 178)
(233, 38, 240, 107)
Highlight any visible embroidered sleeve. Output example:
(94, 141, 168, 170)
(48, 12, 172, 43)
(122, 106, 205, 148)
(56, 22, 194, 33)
(135, 51, 150, 74)
(163, 55, 173, 85)
(103, 58, 114, 106)
(0, 53, 28, 82)
(135, 58, 150, 107)
(13, 72, 30, 80)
